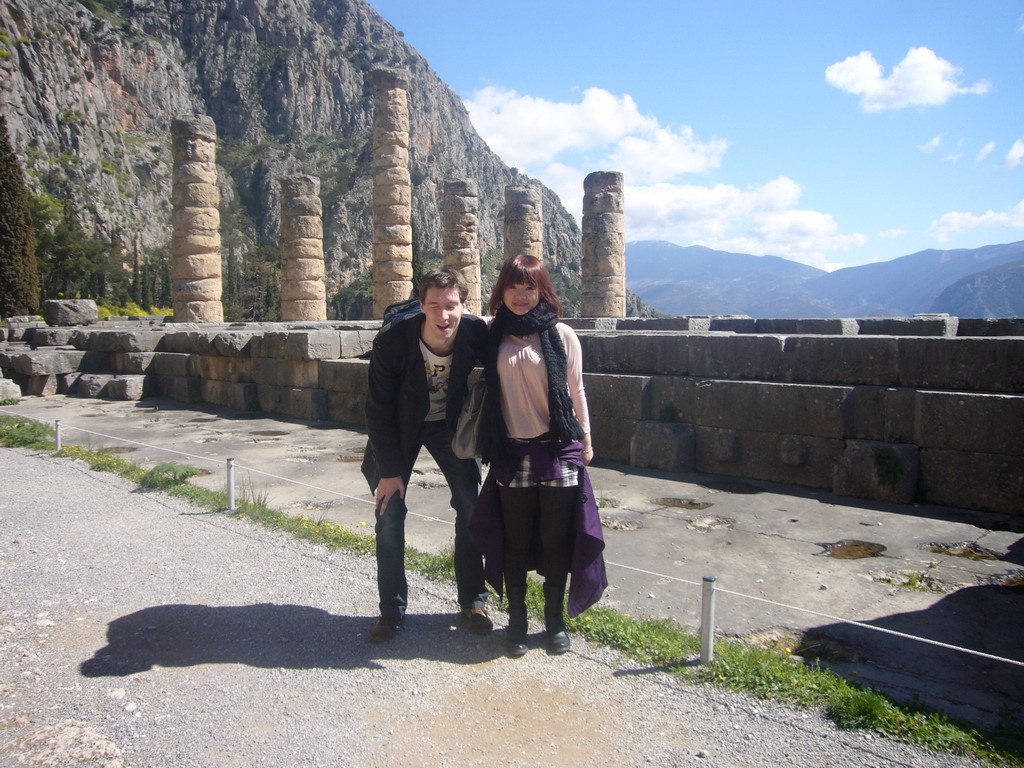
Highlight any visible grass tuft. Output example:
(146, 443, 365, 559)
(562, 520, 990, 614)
(0, 414, 55, 448)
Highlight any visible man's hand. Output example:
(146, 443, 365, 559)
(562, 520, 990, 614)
(375, 476, 405, 516)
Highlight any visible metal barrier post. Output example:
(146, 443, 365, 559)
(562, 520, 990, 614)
(700, 575, 717, 665)
(54, 420, 61, 451)
(226, 457, 236, 512)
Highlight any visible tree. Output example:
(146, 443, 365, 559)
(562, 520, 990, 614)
(0, 114, 39, 316)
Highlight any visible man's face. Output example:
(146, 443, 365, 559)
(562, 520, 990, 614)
(420, 285, 465, 354)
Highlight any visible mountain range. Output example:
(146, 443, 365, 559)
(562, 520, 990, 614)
(626, 240, 1024, 318)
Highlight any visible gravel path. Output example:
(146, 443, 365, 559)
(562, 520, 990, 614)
(0, 446, 983, 768)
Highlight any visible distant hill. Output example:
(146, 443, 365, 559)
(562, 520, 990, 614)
(626, 241, 831, 317)
(626, 240, 1024, 318)
(931, 258, 1024, 317)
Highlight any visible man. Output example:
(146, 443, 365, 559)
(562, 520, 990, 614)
(361, 268, 491, 642)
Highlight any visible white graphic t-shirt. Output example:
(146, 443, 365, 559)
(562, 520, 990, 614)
(419, 340, 452, 422)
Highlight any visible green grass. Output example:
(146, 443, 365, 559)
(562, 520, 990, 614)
(1, 413, 1021, 767)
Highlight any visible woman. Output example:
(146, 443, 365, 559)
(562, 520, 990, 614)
(470, 254, 607, 658)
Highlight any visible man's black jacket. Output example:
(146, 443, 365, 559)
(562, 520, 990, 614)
(360, 312, 487, 489)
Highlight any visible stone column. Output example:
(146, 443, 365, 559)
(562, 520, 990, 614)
(503, 185, 543, 262)
(170, 116, 223, 323)
(369, 68, 413, 318)
(280, 175, 326, 321)
(441, 180, 481, 315)
(581, 171, 626, 317)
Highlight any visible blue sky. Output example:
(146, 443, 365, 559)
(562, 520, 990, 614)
(370, 0, 1024, 271)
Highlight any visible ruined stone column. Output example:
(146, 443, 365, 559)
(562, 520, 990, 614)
(581, 171, 626, 318)
(280, 175, 326, 321)
(503, 185, 543, 262)
(170, 115, 223, 323)
(369, 68, 413, 317)
(441, 180, 481, 314)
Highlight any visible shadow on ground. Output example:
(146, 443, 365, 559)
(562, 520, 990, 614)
(79, 603, 502, 677)
(809, 583, 1024, 729)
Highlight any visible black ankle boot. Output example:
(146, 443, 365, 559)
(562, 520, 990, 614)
(505, 585, 528, 658)
(543, 582, 570, 654)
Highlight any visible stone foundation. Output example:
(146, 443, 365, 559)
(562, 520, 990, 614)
(2, 321, 1021, 517)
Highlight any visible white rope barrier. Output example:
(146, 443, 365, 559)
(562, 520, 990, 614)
(3, 406, 1022, 670)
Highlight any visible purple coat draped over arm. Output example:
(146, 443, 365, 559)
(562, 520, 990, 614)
(469, 441, 608, 617)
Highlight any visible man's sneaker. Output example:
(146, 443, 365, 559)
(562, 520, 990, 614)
(369, 614, 403, 643)
(460, 606, 493, 635)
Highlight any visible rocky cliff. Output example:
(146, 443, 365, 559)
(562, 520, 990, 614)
(0, 0, 587, 315)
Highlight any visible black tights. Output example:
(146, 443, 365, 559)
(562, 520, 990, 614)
(498, 484, 576, 591)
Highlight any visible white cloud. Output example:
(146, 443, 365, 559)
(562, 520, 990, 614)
(930, 200, 1024, 241)
(465, 85, 659, 167)
(606, 126, 728, 184)
(466, 86, 864, 271)
(879, 227, 907, 239)
(1005, 139, 1024, 169)
(919, 135, 942, 153)
(623, 176, 865, 271)
(976, 141, 996, 162)
(825, 47, 990, 112)
(465, 85, 726, 184)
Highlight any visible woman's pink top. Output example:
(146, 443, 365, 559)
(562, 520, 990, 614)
(496, 322, 590, 440)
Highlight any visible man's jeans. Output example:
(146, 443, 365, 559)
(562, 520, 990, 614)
(375, 419, 488, 617)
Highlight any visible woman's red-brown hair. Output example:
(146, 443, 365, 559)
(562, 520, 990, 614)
(488, 254, 563, 317)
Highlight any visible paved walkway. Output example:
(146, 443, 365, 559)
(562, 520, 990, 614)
(3, 395, 1023, 730)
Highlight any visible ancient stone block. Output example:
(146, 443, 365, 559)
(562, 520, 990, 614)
(708, 317, 757, 333)
(0, 377, 22, 399)
(212, 331, 256, 357)
(779, 336, 900, 386)
(589, 414, 635, 464)
(196, 355, 253, 383)
(43, 299, 98, 327)
(172, 252, 222, 281)
(647, 375, 697, 422)
(582, 372, 649, 420)
(289, 387, 329, 422)
(919, 448, 1023, 516)
(687, 334, 787, 380)
(11, 350, 87, 376)
(956, 318, 1024, 337)
(152, 352, 194, 378)
(858, 317, 958, 337)
(115, 352, 157, 374)
(337, 332, 376, 359)
(754, 318, 859, 335)
(173, 301, 224, 323)
(693, 380, 854, 438)
(281, 280, 326, 302)
(371, 259, 414, 283)
(201, 379, 259, 412)
(253, 357, 319, 388)
(833, 440, 919, 504)
(24, 374, 57, 397)
(173, 376, 203, 404)
(77, 374, 112, 398)
(32, 328, 75, 346)
(577, 331, 690, 376)
(56, 372, 81, 395)
(696, 426, 842, 489)
(631, 421, 696, 473)
(105, 375, 148, 401)
(897, 337, 1024, 393)
(914, 391, 1024, 455)
(174, 161, 217, 184)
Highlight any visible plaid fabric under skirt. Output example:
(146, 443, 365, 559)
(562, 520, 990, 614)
(500, 440, 579, 489)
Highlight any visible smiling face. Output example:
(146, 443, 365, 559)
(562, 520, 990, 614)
(419, 285, 465, 355)
(503, 282, 540, 316)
